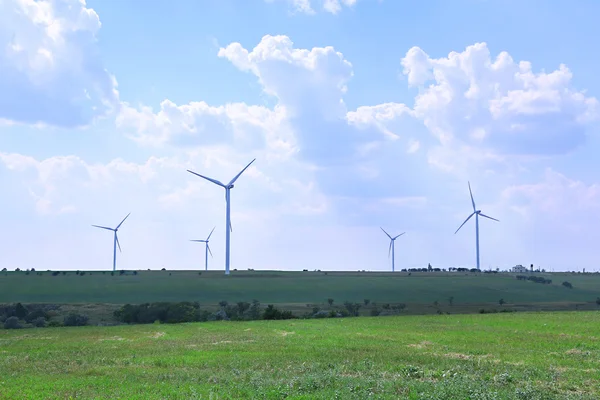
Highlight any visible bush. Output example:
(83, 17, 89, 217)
(4, 316, 22, 329)
(32, 317, 47, 327)
(15, 303, 28, 319)
(48, 321, 63, 327)
(263, 304, 295, 320)
(343, 301, 361, 316)
(596, 297, 600, 306)
(313, 310, 330, 318)
(363, 299, 370, 306)
(562, 281, 573, 289)
(25, 309, 49, 323)
(370, 308, 381, 316)
(248, 300, 261, 320)
(499, 298, 506, 306)
(327, 298, 334, 306)
(63, 313, 89, 327)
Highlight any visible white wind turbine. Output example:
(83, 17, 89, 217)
(190, 227, 215, 271)
(381, 228, 405, 272)
(187, 159, 255, 275)
(454, 182, 499, 270)
(92, 213, 130, 272)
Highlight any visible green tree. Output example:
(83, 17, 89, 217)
(327, 298, 334, 306)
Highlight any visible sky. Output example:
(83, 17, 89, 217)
(1, 0, 599, 272)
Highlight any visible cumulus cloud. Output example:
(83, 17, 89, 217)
(116, 100, 295, 158)
(401, 42, 599, 156)
(265, 0, 359, 14)
(0, 0, 119, 127)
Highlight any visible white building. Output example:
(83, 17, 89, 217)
(512, 265, 529, 273)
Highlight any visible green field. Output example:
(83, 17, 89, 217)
(1, 270, 598, 306)
(1, 312, 599, 399)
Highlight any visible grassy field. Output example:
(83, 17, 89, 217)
(1, 312, 599, 399)
(1, 270, 599, 306)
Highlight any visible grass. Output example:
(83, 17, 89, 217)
(1, 312, 599, 399)
(1, 270, 599, 305)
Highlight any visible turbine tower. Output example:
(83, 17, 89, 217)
(454, 182, 499, 270)
(187, 158, 255, 275)
(381, 227, 405, 272)
(190, 227, 215, 271)
(92, 213, 130, 272)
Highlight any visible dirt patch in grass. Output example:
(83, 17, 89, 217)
(443, 352, 471, 360)
(276, 330, 295, 337)
(565, 349, 591, 356)
(149, 332, 165, 339)
(407, 341, 433, 349)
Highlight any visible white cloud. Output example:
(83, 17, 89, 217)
(116, 100, 295, 158)
(218, 35, 353, 120)
(401, 43, 599, 158)
(265, 0, 359, 14)
(0, 0, 119, 127)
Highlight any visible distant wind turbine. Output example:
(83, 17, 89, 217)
(190, 227, 216, 271)
(454, 182, 499, 270)
(92, 213, 130, 272)
(187, 158, 256, 275)
(381, 227, 405, 272)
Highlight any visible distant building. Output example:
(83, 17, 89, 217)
(512, 265, 529, 273)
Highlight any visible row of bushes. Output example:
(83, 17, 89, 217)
(113, 300, 297, 324)
(516, 275, 552, 284)
(1, 303, 89, 329)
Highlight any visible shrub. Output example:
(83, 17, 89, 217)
(52, 271, 60, 276)
(313, 310, 329, 319)
(448, 296, 454, 306)
(562, 281, 573, 289)
(63, 313, 89, 327)
(263, 304, 295, 320)
(218, 300, 228, 309)
(236, 301, 250, 315)
(4, 317, 22, 329)
(32, 317, 47, 328)
(343, 301, 361, 316)
(48, 321, 63, 327)
(25, 309, 49, 323)
(370, 308, 381, 316)
(165, 302, 197, 323)
(499, 298, 506, 306)
(363, 299, 370, 306)
(327, 298, 334, 306)
(248, 300, 261, 320)
(15, 303, 28, 319)
(596, 297, 600, 306)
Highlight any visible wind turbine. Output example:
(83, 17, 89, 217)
(454, 182, 499, 270)
(381, 228, 405, 272)
(187, 158, 256, 275)
(190, 227, 216, 271)
(92, 213, 130, 272)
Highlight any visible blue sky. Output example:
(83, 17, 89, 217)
(1, 0, 599, 272)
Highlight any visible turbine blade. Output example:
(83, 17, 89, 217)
(479, 213, 499, 222)
(393, 232, 406, 240)
(207, 244, 213, 258)
(388, 240, 393, 258)
(116, 234, 122, 252)
(190, 240, 206, 242)
(206, 226, 216, 241)
(229, 219, 233, 233)
(187, 170, 226, 187)
(227, 158, 256, 186)
(454, 212, 475, 234)
(116, 213, 130, 229)
(380, 227, 392, 239)
(92, 225, 114, 231)
(468, 181, 476, 211)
